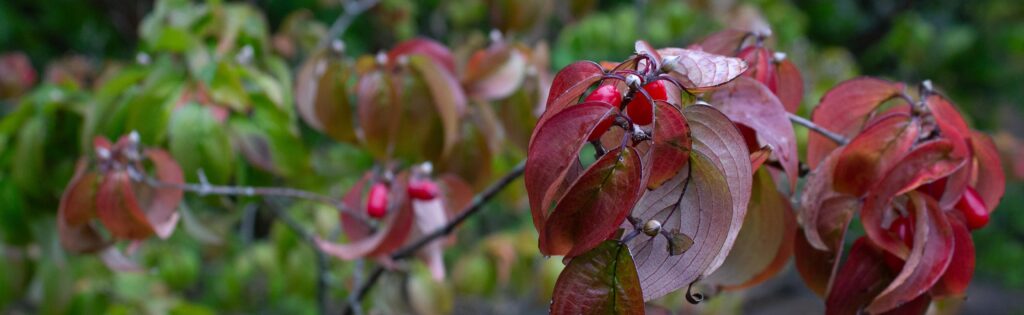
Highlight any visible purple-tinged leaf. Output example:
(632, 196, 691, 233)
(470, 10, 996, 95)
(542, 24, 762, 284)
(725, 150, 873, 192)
(388, 38, 457, 75)
(709, 77, 798, 190)
(776, 58, 804, 113)
(932, 211, 974, 298)
(647, 101, 691, 189)
(295, 51, 357, 142)
(657, 48, 747, 91)
(138, 150, 184, 239)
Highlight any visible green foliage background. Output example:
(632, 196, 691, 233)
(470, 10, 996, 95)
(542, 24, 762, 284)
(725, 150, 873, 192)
(0, 0, 1022, 313)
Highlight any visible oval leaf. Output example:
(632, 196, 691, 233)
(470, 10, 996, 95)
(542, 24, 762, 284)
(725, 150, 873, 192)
(807, 77, 905, 169)
(710, 77, 799, 190)
(550, 240, 644, 315)
(647, 101, 691, 189)
(96, 171, 155, 240)
(537, 61, 605, 130)
(408, 55, 466, 157)
(968, 131, 1005, 212)
(775, 58, 804, 113)
(140, 149, 184, 239)
(706, 168, 796, 290)
(824, 237, 893, 315)
(932, 211, 975, 297)
(58, 160, 109, 253)
(295, 51, 357, 142)
(832, 113, 920, 196)
(525, 102, 616, 232)
(657, 48, 747, 91)
(542, 147, 643, 258)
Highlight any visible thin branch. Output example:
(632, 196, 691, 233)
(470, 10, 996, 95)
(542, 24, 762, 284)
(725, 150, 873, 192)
(316, 0, 380, 51)
(341, 160, 527, 314)
(268, 200, 332, 315)
(136, 169, 370, 224)
(787, 113, 849, 145)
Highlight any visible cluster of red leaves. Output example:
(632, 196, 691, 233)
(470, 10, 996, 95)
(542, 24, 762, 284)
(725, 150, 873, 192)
(528, 34, 815, 312)
(58, 134, 185, 270)
(795, 78, 1005, 314)
(315, 168, 472, 281)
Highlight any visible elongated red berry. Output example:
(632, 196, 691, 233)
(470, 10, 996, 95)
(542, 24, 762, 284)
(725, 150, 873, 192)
(955, 186, 989, 230)
(586, 85, 623, 105)
(584, 85, 623, 141)
(883, 216, 915, 271)
(408, 179, 439, 200)
(366, 183, 389, 218)
(626, 81, 667, 125)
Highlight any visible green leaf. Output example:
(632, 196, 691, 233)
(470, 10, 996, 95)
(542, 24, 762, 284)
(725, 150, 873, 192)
(550, 240, 644, 315)
(169, 104, 235, 184)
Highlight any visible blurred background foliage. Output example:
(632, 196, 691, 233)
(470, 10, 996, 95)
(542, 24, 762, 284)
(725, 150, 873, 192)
(0, 0, 1022, 314)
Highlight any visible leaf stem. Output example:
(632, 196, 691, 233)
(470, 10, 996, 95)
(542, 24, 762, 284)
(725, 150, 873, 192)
(787, 113, 848, 145)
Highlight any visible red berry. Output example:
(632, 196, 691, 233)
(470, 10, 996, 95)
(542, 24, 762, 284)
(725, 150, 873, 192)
(408, 179, 439, 200)
(585, 85, 623, 105)
(626, 81, 667, 125)
(366, 183, 389, 218)
(883, 216, 915, 272)
(955, 186, 989, 230)
(584, 85, 623, 141)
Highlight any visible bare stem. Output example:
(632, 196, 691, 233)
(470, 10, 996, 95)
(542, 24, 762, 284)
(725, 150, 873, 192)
(341, 160, 526, 314)
(135, 168, 369, 224)
(787, 113, 848, 145)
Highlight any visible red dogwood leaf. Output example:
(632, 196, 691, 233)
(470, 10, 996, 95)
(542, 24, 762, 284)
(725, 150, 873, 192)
(807, 77, 905, 169)
(799, 149, 849, 251)
(388, 38, 456, 75)
(537, 61, 605, 129)
(356, 70, 398, 158)
(824, 237, 893, 315)
(96, 171, 155, 240)
(138, 149, 184, 239)
(932, 211, 975, 298)
(462, 43, 527, 101)
(706, 169, 796, 290)
(541, 147, 643, 258)
(408, 54, 466, 157)
(775, 58, 804, 113)
(625, 154, 731, 301)
(968, 131, 1005, 212)
(862, 140, 964, 258)
(710, 77, 798, 190)
(647, 101, 691, 189)
(525, 102, 616, 232)
(925, 94, 972, 208)
(625, 105, 750, 301)
(866, 192, 954, 314)
(341, 173, 373, 242)
(832, 113, 920, 196)
(696, 29, 750, 56)
(550, 240, 644, 315)
(295, 50, 357, 143)
(58, 160, 109, 253)
(657, 48, 747, 91)
(749, 145, 772, 171)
